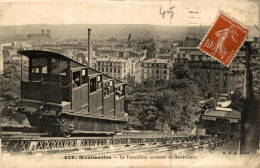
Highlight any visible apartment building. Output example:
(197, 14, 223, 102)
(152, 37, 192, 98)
(171, 47, 229, 98)
(141, 59, 171, 81)
(94, 58, 131, 83)
(228, 52, 246, 95)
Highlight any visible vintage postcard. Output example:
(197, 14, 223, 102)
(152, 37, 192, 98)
(0, 0, 259, 168)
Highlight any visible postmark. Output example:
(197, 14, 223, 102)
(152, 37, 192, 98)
(199, 12, 249, 67)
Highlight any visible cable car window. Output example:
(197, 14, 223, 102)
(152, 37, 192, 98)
(109, 81, 114, 93)
(90, 77, 97, 93)
(31, 58, 47, 74)
(51, 59, 68, 76)
(115, 85, 124, 101)
(103, 82, 110, 96)
(97, 75, 101, 89)
(32, 67, 39, 73)
(31, 58, 40, 73)
(40, 58, 48, 74)
(82, 69, 88, 84)
(73, 71, 81, 88)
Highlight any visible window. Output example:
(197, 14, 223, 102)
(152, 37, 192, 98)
(223, 74, 227, 82)
(191, 55, 195, 61)
(32, 67, 39, 73)
(31, 58, 48, 74)
(164, 70, 167, 74)
(102, 68, 104, 72)
(183, 54, 186, 58)
(124, 69, 126, 73)
(90, 77, 97, 93)
(215, 75, 219, 81)
(40, 58, 48, 74)
(97, 75, 101, 89)
(109, 81, 114, 93)
(103, 82, 110, 96)
(98, 62, 100, 66)
(51, 59, 68, 76)
(115, 85, 124, 100)
(82, 69, 88, 84)
(199, 55, 202, 61)
(31, 58, 40, 73)
(73, 71, 81, 88)
(118, 69, 120, 73)
(177, 54, 180, 58)
(114, 68, 116, 73)
(110, 68, 112, 73)
(106, 68, 108, 72)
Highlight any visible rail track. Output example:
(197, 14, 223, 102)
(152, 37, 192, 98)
(1, 132, 229, 155)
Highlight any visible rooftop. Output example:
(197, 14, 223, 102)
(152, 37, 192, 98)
(204, 108, 241, 120)
(178, 47, 199, 50)
(190, 51, 206, 55)
(142, 58, 171, 64)
(157, 53, 172, 57)
(96, 57, 129, 63)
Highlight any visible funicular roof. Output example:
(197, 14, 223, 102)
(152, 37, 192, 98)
(18, 50, 125, 84)
(18, 50, 86, 68)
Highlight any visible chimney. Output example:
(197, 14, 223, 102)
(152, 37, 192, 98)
(47, 29, 50, 37)
(42, 29, 45, 35)
(88, 28, 92, 68)
(128, 34, 131, 43)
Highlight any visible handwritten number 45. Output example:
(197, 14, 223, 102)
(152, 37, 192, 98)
(160, 6, 175, 19)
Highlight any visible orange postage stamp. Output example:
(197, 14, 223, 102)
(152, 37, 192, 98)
(199, 12, 249, 67)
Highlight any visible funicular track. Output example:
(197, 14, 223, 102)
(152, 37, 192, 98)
(1, 135, 230, 155)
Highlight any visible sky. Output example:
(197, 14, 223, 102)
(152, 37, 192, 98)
(0, 0, 258, 27)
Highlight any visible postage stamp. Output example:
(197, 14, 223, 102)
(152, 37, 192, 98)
(199, 12, 249, 67)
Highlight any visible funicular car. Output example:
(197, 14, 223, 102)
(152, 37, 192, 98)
(17, 50, 128, 137)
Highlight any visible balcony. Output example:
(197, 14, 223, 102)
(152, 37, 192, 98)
(188, 61, 229, 69)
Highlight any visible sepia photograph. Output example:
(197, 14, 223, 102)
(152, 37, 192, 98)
(0, 0, 259, 167)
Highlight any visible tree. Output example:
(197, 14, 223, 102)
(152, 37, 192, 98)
(126, 64, 204, 132)
(1, 59, 29, 126)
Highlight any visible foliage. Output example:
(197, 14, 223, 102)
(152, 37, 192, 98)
(1, 59, 28, 100)
(126, 64, 205, 132)
(1, 59, 29, 125)
(229, 88, 244, 112)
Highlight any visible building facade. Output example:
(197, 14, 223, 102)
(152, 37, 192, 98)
(141, 59, 171, 81)
(172, 47, 229, 98)
(94, 58, 131, 83)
